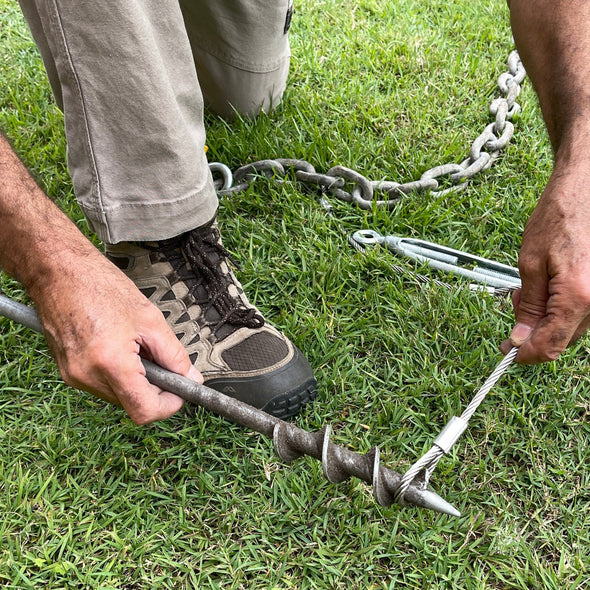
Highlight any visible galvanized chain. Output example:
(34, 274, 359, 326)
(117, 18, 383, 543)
(211, 50, 526, 209)
(210, 51, 525, 296)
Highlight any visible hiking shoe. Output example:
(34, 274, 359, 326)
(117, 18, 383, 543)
(105, 218, 317, 419)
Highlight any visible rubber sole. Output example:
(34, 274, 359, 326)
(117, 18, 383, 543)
(204, 346, 317, 419)
(261, 378, 317, 419)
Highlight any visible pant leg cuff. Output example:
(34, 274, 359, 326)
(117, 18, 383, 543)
(84, 182, 219, 244)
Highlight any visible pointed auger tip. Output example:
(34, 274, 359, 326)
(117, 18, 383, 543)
(417, 489, 462, 518)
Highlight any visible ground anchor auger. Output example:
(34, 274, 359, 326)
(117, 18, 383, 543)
(0, 293, 460, 517)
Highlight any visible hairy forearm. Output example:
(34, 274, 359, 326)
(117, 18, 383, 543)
(509, 0, 590, 162)
(0, 133, 98, 300)
(0, 134, 192, 423)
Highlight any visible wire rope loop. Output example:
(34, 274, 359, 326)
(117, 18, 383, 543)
(394, 447, 444, 506)
(396, 347, 520, 506)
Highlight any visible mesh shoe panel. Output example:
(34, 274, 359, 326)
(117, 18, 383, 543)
(222, 332, 290, 372)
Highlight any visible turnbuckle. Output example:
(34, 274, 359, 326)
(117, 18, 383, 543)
(351, 229, 521, 291)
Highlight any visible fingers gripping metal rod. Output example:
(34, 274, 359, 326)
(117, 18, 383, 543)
(0, 294, 460, 517)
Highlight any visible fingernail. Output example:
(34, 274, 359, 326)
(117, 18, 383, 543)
(510, 323, 533, 346)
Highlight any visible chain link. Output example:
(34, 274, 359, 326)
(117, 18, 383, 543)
(212, 50, 526, 208)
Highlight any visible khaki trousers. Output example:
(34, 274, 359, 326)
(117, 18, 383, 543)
(18, 0, 293, 243)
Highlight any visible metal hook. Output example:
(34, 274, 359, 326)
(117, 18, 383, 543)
(209, 162, 233, 191)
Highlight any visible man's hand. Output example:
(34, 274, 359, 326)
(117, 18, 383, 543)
(501, 169, 590, 362)
(34, 251, 202, 425)
(0, 133, 199, 425)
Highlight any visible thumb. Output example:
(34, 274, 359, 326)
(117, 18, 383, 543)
(140, 314, 203, 383)
(509, 269, 549, 347)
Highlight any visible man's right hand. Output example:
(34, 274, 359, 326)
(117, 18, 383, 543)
(33, 250, 202, 425)
(0, 133, 200, 425)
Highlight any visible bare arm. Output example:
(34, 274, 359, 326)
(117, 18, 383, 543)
(0, 133, 200, 424)
(502, 1, 590, 362)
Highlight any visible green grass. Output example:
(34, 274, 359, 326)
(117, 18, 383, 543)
(1, 0, 589, 588)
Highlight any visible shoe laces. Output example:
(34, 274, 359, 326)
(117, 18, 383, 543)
(143, 223, 264, 335)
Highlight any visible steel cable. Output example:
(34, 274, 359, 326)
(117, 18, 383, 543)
(394, 346, 519, 505)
